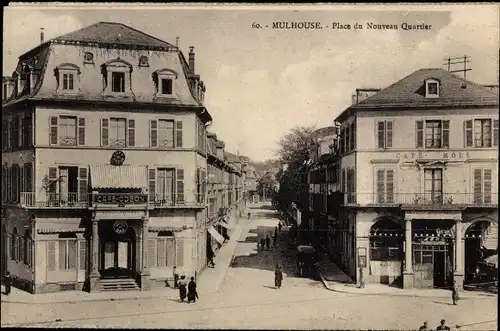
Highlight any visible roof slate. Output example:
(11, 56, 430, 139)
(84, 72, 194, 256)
(54, 22, 174, 49)
(351, 68, 499, 109)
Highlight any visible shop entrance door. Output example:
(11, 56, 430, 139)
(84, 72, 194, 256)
(99, 225, 136, 279)
(413, 243, 453, 289)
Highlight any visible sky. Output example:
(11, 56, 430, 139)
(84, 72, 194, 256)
(3, 4, 499, 162)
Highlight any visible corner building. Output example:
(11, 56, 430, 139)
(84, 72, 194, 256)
(334, 68, 498, 289)
(1, 22, 214, 293)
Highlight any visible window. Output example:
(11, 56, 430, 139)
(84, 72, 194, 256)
(156, 168, 175, 203)
(62, 73, 74, 90)
(84, 52, 94, 64)
(376, 120, 393, 149)
(58, 235, 77, 270)
(465, 119, 498, 148)
(139, 56, 149, 67)
(376, 169, 394, 203)
(59, 116, 77, 146)
(370, 238, 402, 261)
(111, 72, 125, 93)
(156, 231, 175, 267)
(149, 119, 183, 148)
(109, 118, 126, 147)
(473, 169, 492, 204)
(176, 169, 185, 203)
(424, 169, 443, 203)
(416, 120, 449, 148)
(161, 78, 173, 95)
(49, 116, 85, 146)
(425, 79, 439, 98)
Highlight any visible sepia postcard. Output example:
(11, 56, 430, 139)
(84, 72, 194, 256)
(1, 3, 498, 330)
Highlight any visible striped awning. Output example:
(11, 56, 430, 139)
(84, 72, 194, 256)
(90, 165, 147, 190)
(218, 220, 231, 230)
(208, 226, 225, 245)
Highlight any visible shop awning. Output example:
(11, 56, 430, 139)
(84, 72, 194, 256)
(90, 165, 148, 191)
(218, 221, 231, 230)
(208, 226, 225, 244)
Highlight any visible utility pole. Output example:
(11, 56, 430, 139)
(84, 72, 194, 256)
(443, 55, 471, 79)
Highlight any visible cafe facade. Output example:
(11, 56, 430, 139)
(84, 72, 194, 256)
(0, 22, 240, 293)
(331, 68, 498, 290)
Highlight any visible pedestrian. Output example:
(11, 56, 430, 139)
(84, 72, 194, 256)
(207, 246, 215, 267)
(223, 231, 230, 243)
(247, 212, 251, 220)
(274, 264, 283, 289)
(272, 232, 278, 248)
(437, 319, 451, 330)
(178, 275, 187, 302)
(173, 266, 179, 288)
(260, 238, 266, 252)
(418, 321, 430, 331)
(278, 222, 282, 232)
(187, 276, 199, 303)
(265, 235, 271, 250)
(3, 271, 12, 296)
(452, 280, 460, 305)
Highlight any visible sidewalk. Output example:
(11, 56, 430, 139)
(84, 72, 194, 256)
(316, 254, 497, 299)
(1, 221, 247, 305)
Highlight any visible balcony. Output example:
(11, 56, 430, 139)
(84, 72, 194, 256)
(342, 192, 498, 208)
(19, 192, 206, 209)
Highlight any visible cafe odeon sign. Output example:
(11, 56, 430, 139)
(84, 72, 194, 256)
(93, 194, 148, 205)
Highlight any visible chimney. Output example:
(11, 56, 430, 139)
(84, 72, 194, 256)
(351, 94, 356, 105)
(175, 37, 179, 48)
(189, 46, 195, 74)
(40, 28, 45, 44)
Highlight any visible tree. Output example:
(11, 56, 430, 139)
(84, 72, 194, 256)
(276, 125, 316, 210)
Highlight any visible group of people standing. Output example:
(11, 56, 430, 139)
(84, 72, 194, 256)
(173, 267, 198, 303)
(419, 319, 459, 330)
(259, 224, 282, 251)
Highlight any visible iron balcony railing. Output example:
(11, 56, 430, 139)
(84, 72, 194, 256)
(341, 192, 499, 206)
(19, 192, 206, 208)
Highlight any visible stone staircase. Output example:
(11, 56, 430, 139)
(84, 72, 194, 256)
(100, 278, 140, 292)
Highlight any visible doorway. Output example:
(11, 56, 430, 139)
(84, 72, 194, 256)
(99, 226, 136, 279)
(413, 243, 453, 289)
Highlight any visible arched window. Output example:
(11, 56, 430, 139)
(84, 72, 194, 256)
(101, 59, 133, 95)
(54, 63, 81, 94)
(11, 228, 17, 261)
(153, 69, 178, 97)
(24, 230, 31, 266)
(369, 218, 403, 262)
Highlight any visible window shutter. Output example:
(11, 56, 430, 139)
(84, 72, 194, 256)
(147, 239, 157, 268)
(464, 120, 473, 147)
(50, 116, 58, 145)
(25, 114, 32, 147)
(176, 169, 185, 203)
(78, 117, 85, 146)
(12, 164, 19, 202)
(166, 238, 175, 266)
(376, 169, 385, 203)
(128, 119, 135, 147)
(377, 121, 385, 148)
(19, 116, 24, 147)
(20, 165, 25, 194)
(19, 236, 24, 263)
(175, 121, 183, 148)
(101, 118, 109, 146)
(12, 116, 19, 148)
(148, 168, 156, 202)
(386, 121, 393, 148)
(79, 240, 87, 270)
(68, 240, 77, 269)
(157, 239, 167, 267)
(25, 163, 33, 192)
(48, 167, 58, 200)
(473, 169, 482, 204)
(78, 167, 88, 202)
(493, 119, 499, 147)
(416, 121, 424, 148)
(149, 120, 158, 147)
(27, 237, 32, 266)
(483, 169, 492, 204)
(386, 170, 394, 203)
(176, 238, 184, 267)
(59, 241, 66, 270)
(442, 120, 450, 148)
(7, 167, 12, 201)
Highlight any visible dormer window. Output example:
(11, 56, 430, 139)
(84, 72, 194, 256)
(101, 59, 133, 96)
(54, 63, 81, 95)
(139, 56, 149, 67)
(84, 52, 94, 64)
(153, 69, 177, 97)
(425, 79, 440, 98)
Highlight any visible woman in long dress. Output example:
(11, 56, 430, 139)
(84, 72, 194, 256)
(187, 277, 199, 303)
(178, 275, 187, 302)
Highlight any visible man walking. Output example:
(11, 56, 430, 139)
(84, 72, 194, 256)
(173, 266, 179, 288)
(437, 319, 451, 330)
(272, 232, 278, 248)
(274, 265, 283, 289)
(452, 281, 460, 305)
(260, 238, 266, 252)
(207, 246, 215, 268)
(3, 271, 12, 296)
(265, 235, 271, 251)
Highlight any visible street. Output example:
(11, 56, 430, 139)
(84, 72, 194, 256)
(1, 205, 497, 330)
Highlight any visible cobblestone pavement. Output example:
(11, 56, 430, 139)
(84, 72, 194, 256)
(1, 205, 497, 329)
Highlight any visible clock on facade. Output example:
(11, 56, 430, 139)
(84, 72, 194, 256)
(113, 220, 128, 235)
(110, 151, 126, 166)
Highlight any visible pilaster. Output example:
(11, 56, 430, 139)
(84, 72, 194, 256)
(454, 219, 464, 290)
(89, 218, 100, 292)
(403, 219, 413, 289)
(140, 216, 151, 291)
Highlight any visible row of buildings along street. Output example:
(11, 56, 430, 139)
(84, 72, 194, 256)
(277, 66, 498, 292)
(1, 22, 278, 294)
